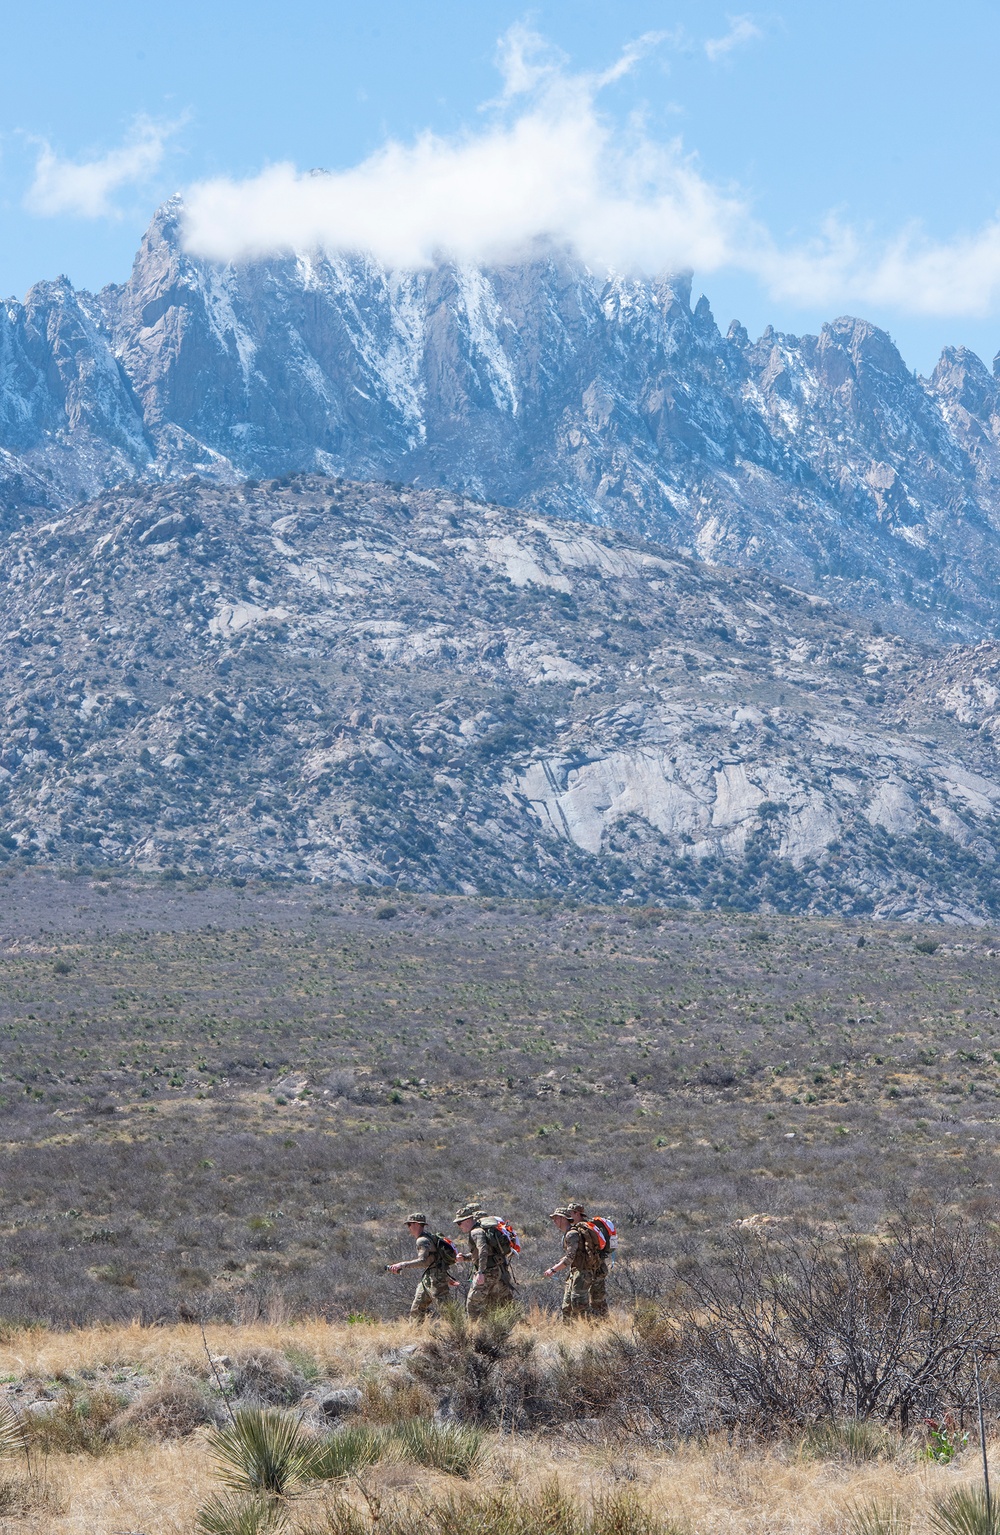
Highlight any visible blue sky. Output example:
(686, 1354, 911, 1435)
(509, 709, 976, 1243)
(3, 1, 1000, 374)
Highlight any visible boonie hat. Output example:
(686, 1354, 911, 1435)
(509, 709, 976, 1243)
(405, 1211, 427, 1225)
(566, 1200, 586, 1213)
(549, 1206, 574, 1219)
(453, 1201, 482, 1225)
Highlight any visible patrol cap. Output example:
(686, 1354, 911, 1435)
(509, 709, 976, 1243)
(453, 1201, 482, 1225)
(549, 1206, 574, 1219)
(565, 1200, 586, 1214)
(405, 1211, 427, 1225)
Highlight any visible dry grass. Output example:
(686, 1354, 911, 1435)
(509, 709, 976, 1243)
(0, 1312, 578, 1383)
(0, 1318, 405, 1382)
(0, 1320, 991, 1534)
(11, 1429, 993, 1535)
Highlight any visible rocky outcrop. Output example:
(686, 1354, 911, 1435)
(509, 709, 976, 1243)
(4, 204, 1000, 639)
(2, 474, 1000, 921)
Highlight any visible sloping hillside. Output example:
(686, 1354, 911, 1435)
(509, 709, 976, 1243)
(2, 474, 1000, 918)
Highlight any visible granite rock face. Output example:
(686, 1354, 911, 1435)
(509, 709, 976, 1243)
(4, 203, 1000, 638)
(4, 474, 1000, 920)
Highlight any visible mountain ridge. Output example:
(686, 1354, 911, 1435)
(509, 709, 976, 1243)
(4, 201, 1000, 640)
(3, 473, 1000, 920)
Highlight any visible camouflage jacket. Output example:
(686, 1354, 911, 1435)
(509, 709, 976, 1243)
(415, 1232, 456, 1272)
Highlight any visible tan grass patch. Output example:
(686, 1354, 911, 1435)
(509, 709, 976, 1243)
(0, 1312, 605, 1384)
(0, 1321, 992, 1535)
(0, 1430, 989, 1535)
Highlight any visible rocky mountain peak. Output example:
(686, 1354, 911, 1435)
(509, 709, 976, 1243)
(2, 204, 1000, 640)
(930, 345, 1000, 419)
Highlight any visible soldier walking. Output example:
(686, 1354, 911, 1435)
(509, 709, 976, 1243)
(544, 1206, 602, 1322)
(566, 1200, 612, 1319)
(387, 1212, 460, 1324)
(453, 1202, 517, 1318)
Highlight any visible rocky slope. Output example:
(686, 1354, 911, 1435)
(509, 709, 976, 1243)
(3, 202, 1000, 639)
(3, 473, 1000, 920)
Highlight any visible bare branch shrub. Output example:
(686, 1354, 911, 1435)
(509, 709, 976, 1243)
(617, 1220, 1000, 1435)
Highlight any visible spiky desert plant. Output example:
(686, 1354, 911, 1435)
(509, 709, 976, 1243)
(846, 1498, 912, 1535)
(391, 1418, 485, 1478)
(302, 1423, 386, 1481)
(196, 1492, 288, 1535)
(0, 1400, 25, 1462)
(206, 1407, 311, 1498)
(930, 1488, 1000, 1535)
(805, 1420, 896, 1462)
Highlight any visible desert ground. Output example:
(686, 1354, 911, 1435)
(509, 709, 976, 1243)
(0, 868, 999, 1531)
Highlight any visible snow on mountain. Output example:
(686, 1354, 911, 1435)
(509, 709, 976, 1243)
(3, 201, 1000, 639)
(1, 472, 1000, 920)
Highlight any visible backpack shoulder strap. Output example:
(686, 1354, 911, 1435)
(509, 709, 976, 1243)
(572, 1222, 600, 1266)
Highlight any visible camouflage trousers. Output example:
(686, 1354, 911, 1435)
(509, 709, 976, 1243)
(410, 1268, 453, 1322)
(588, 1268, 609, 1319)
(466, 1272, 515, 1320)
(561, 1269, 593, 1322)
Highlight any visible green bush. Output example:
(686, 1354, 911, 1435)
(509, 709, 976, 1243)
(303, 1424, 385, 1481)
(25, 1385, 125, 1455)
(391, 1419, 485, 1478)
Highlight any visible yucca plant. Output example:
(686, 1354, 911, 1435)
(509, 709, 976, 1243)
(0, 1401, 25, 1462)
(196, 1491, 288, 1535)
(296, 1483, 680, 1535)
(206, 1408, 312, 1499)
(391, 1418, 485, 1478)
(590, 1488, 672, 1535)
(846, 1497, 912, 1535)
(930, 1488, 1000, 1535)
(303, 1423, 386, 1481)
(805, 1420, 895, 1462)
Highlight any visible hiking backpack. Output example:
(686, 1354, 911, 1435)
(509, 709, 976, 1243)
(479, 1216, 521, 1256)
(572, 1222, 605, 1270)
(495, 1218, 521, 1254)
(429, 1232, 459, 1266)
(589, 1217, 618, 1255)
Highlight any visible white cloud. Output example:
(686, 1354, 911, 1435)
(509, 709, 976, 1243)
(758, 216, 1000, 318)
(25, 117, 176, 219)
(705, 15, 763, 63)
(178, 27, 1000, 322)
(181, 32, 749, 274)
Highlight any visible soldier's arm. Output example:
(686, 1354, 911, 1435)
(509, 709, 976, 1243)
(471, 1228, 491, 1284)
(545, 1232, 577, 1277)
(389, 1236, 435, 1274)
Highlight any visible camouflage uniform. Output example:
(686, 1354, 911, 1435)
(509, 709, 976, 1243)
(393, 1212, 456, 1324)
(567, 1203, 609, 1320)
(549, 1206, 602, 1323)
(462, 1214, 516, 1319)
(559, 1225, 593, 1321)
(409, 1231, 457, 1322)
(588, 1260, 609, 1320)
